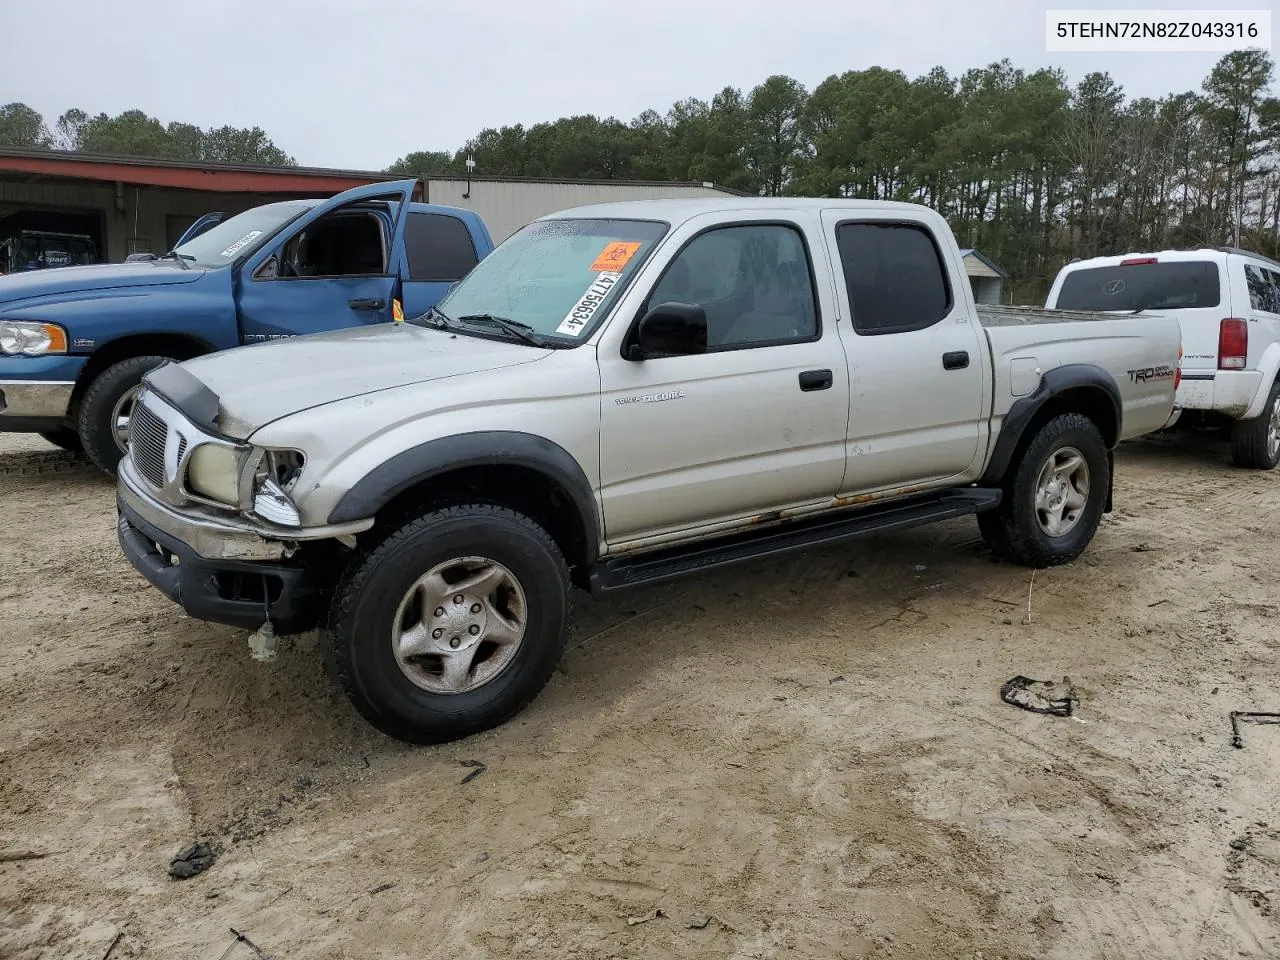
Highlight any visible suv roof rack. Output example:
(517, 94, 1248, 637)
(1217, 247, 1280, 270)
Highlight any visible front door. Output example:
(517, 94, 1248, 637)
(599, 219, 850, 546)
(822, 211, 987, 494)
(235, 179, 415, 343)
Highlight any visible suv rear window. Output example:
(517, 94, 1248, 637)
(1055, 261, 1221, 311)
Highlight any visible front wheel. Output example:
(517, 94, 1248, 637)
(77, 355, 172, 475)
(1230, 380, 1280, 470)
(979, 413, 1110, 568)
(327, 503, 572, 744)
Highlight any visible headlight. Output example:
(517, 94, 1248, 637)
(186, 443, 241, 505)
(252, 449, 305, 527)
(0, 321, 68, 356)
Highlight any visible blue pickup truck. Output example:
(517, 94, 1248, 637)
(0, 179, 494, 473)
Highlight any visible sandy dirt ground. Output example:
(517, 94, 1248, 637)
(2, 429, 1279, 960)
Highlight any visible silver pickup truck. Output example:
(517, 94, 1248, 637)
(115, 198, 1180, 743)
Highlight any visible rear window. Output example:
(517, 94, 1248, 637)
(1055, 261, 1221, 311)
(404, 212, 478, 282)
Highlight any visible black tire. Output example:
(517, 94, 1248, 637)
(76, 355, 171, 475)
(1230, 379, 1280, 469)
(978, 413, 1109, 568)
(327, 503, 571, 744)
(38, 428, 83, 453)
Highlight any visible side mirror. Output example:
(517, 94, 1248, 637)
(629, 302, 707, 360)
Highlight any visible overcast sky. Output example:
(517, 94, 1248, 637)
(0, 0, 1265, 171)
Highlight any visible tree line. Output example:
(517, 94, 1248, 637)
(387, 51, 1279, 299)
(2, 50, 1277, 299)
(0, 104, 293, 167)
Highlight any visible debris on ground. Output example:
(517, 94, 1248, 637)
(1229, 711, 1280, 749)
(0, 849, 52, 863)
(1000, 676, 1077, 717)
(228, 926, 271, 960)
(626, 908, 665, 925)
(168, 841, 217, 880)
(370, 882, 396, 895)
(687, 915, 712, 929)
(459, 760, 486, 784)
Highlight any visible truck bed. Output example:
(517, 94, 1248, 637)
(978, 302, 1181, 443)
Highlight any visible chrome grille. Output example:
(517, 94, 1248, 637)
(129, 401, 168, 487)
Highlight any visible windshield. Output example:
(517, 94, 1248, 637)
(173, 202, 311, 267)
(1055, 261, 1221, 311)
(434, 218, 669, 341)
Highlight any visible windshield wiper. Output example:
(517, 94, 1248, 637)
(455, 314, 554, 348)
(157, 250, 194, 270)
(412, 305, 459, 331)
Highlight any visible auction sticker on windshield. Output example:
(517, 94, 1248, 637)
(220, 231, 262, 258)
(590, 241, 642, 272)
(556, 271, 621, 336)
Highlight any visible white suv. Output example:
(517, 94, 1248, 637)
(1047, 248, 1280, 468)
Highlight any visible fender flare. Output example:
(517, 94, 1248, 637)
(979, 364, 1122, 488)
(326, 430, 601, 561)
(1241, 342, 1280, 420)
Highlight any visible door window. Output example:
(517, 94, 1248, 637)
(646, 224, 819, 348)
(404, 212, 478, 281)
(278, 211, 386, 278)
(835, 222, 952, 335)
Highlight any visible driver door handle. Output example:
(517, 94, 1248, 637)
(349, 298, 385, 311)
(799, 369, 833, 391)
(942, 350, 969, 370)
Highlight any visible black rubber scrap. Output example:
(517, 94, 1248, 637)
(168, 841, 217, 880)
(1000, 676, 1076, 717)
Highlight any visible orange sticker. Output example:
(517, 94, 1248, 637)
(590, 241, 642, 272)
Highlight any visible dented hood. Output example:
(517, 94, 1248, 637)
(170, 323, 552, 439)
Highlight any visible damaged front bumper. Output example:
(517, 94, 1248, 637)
(116, 460, 367, 634)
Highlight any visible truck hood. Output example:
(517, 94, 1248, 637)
(176, 323, 554, 439)
(0, 261, 206, 307)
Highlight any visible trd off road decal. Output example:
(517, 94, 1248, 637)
(556, 271, 621, 337)
(1127, 364, 1175, 383)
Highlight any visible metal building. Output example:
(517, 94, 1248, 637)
(423, 176, 737, 242)
(0, 148, 741, 266)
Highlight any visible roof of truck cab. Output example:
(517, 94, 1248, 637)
(540, 197, 945, 222)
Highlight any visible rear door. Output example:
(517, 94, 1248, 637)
(234, 179, 416, 343)
(400, 210, 482, 317)
(822, 211, 987, 494)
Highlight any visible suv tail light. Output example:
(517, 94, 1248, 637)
(1219, 319, 1248, 370)
(1175, 347, 1182, 390)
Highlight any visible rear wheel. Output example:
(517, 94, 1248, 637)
(979, 413, 1109, 568)
(327, 503, 571, 744)
(76, 356, 171, 475)
(1230, 380, 1280, 470)
(39, 428, 83, 453)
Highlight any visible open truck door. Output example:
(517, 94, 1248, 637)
(233, 179, 417, 342)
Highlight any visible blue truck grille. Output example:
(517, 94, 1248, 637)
(129, 402, 169, 488)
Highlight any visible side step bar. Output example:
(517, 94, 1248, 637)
(588, 487, 1002, 596)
